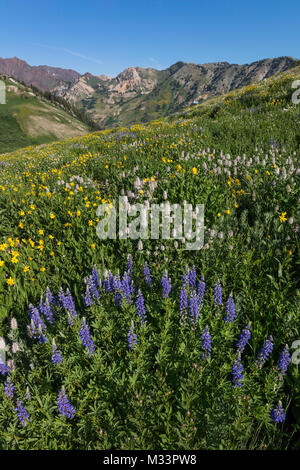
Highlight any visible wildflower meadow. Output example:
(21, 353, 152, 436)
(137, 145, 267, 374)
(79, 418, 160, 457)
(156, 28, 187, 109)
(0, 68, 299, 450)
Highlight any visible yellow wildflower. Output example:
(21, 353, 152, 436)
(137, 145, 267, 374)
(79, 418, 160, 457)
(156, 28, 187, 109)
(7, 277, 15, 286)
(279, 212, 287, 223)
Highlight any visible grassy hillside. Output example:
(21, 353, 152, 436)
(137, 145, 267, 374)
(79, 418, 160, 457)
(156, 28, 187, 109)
(170, 64, 300, 152)
(0, 68, 299, 450)
(0, 77, 90, 154)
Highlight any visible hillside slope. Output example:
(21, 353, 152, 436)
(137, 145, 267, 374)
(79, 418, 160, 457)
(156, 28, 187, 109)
(0, 75, 90, 153)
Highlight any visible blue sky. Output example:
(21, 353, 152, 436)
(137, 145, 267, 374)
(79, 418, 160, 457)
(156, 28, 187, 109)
(1, 0, 299, 77)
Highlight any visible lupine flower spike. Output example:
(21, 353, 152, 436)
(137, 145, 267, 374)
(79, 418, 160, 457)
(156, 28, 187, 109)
(136, 289, 147, 326)
(188, 266, 197, 289)
(182, 266, 189, 287)
(0, 363, 11, 376)
(79, 318, 95, 357)
(51, 338, 62, 365)
(4, 376, 15, 399)
(179, 286, 188, 325)
(128, 321, 137, 350)
(270, 402, 285, 423)
(197, 276, 206, 305)
(15, 400, 30, 426)
(201, 326, 211, 360)
(161, 271, 171, 299)
(277, 345, 290, 377)
(189, 290, 199, 327)
(57, 386, 76, 418)
(143, 262, 152, 285)
(236, 323, 251, 354)
(256, 336, 273, 367)
(224, 294, 236, 323)
(214, 279, 223, 306)
(232, 355, 244, 388)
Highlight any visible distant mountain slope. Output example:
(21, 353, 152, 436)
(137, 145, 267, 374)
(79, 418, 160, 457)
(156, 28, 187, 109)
(52, 56, 299, 128)
(0, 75, 90, 153)
(0, 57, 80, 91)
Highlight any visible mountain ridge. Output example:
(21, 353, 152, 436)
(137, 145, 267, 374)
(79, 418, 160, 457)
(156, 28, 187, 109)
(0, 55, 299, 129)
(0, 57, 80, 91)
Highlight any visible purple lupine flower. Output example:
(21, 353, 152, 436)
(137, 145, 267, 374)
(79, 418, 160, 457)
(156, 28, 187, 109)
(103, 271, 112, 293)
(214, 279, 223, 306)
(113, 273, 125, 307)
(109, 273, 115, 292)
(270, 403, 285, 423)
(57, 387, 76, 418)
(91, 265, 100, 290)
(121, 272, 132, 304)
(79, 318, 95, 358)
(236, 323, 251, 354)
(182, 266, 189, 287)
(113, 273, 122, 293)
(4, 376, 15, 399)
(59, 289, 77, 326)
(58, 287, 66, 306)
(130, 278, 135, 296)
(128, 321, 137, 350)
(232, 356, 244, 388)
(45, 286, 56, 305)
(84, 275, 100, 304)
(143, 262, 152, 285)
(51, 340, 62, 365)
(39, 298, 55, 324)
(161, 271, 171, 299)
(201, 326, 211, 360)
(15, 400, 30, 426)
(136, 290, 147, 326)
(28, 304, 47, 343)
(188, 266, 197, 289)
(224, 295, 236, 323)
(256, 336, 274, 367)
(179, 286, 188, 324)
(197, 276, 206, 304)
(90, 274, 100, 299)
(84, 284, 93, 307)
(0, 363, 11, 376)
(113, 275, 123, 307)
(65, 289, 77, 317)
(189, 290, 199, 326)
(277, 345, 290, 377)
(114, 292, 123, 308)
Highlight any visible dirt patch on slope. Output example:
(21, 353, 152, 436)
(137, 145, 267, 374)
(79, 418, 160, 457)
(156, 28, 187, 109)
(24, 114, 88, 139)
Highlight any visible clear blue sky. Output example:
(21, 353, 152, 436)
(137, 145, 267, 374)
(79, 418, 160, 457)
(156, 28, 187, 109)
(1, 0, 299, 77)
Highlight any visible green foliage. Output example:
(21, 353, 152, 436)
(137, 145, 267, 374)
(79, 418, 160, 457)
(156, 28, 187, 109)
(0, 268, 297, 450)
(0, 67, 299, 449)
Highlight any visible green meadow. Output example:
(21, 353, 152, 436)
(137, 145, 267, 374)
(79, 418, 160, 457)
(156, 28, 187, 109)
(0, 65, 299, 449)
